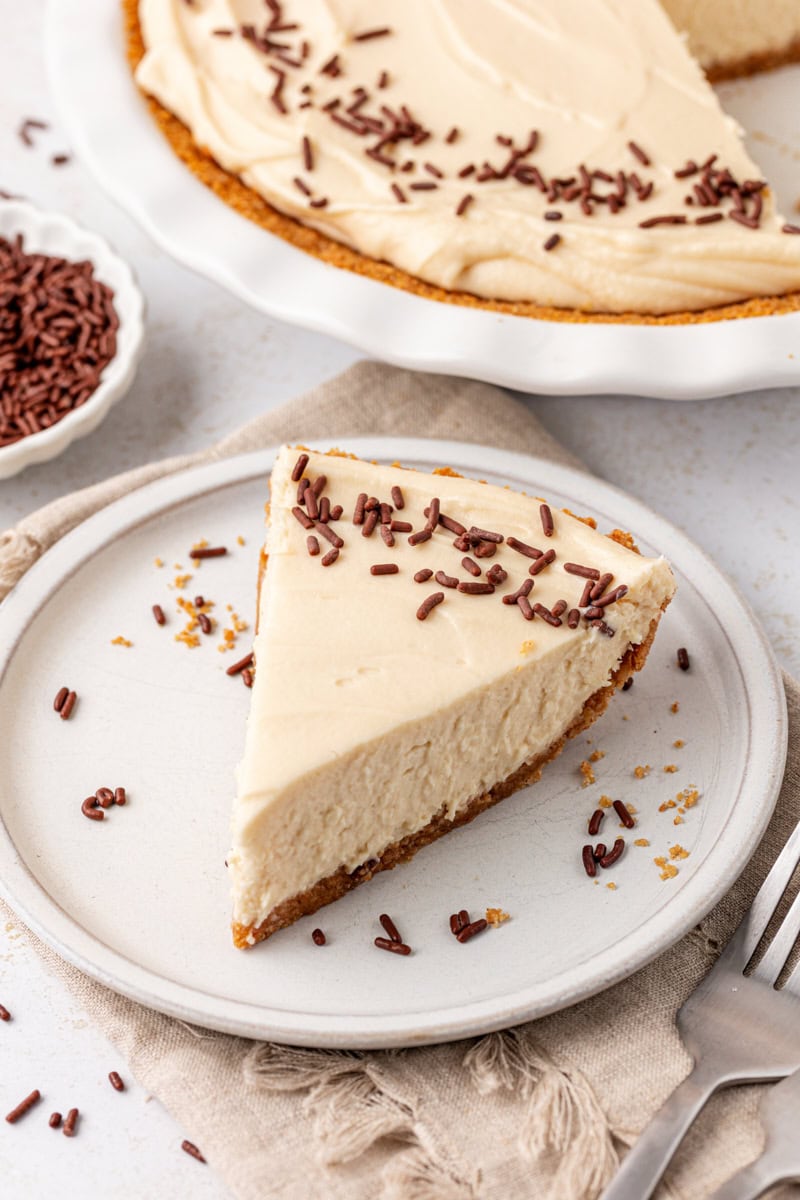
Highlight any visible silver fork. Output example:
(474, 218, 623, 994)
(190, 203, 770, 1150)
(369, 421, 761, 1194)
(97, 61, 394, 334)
(709, 1066, 800, 1199)
(601, 816, 800, 1200)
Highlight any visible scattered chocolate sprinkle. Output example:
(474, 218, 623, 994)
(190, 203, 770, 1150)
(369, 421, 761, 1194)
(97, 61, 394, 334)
(291, 452, 309, 482)
(695, 212, 724, 225)
(622, 677, 634, 691)
(6, 1090, 41, 1124)
(311, 474, 327, 497)
(56, 687, 77, 719)
(417, 591, 444, 620)
(567, 609, 580, 629)
(330, 505, 344, 521)
(627, 140, 650, 167)
(316, 523, 344, 548)
(198, 613, 212, 635)
(371, 563, 399, 576)
(486, 564, 507, 586)
(409, 529, 432, 546)
(516, 592, 535, 620)
(584, 606, 604, 620)
(49, 1112, 62, 1129)
(439, 513, 466, 536)
(591, 619, 615, 637)
(362, 510, 379, 537)
(0, 1004, 10, 1021)
(410, 181, 438, 191)
(293, 506, 314, 530)
(457, 581, 495, 595)
(81, 796, 104, 822)
(51, 154, 71, 167)
(543, 233, 561, 252)
(304, 486, 319, 520)
(380, 524, 394, 547)
(534, 603, 562, 627)
(677, 647, 690, 671)
(435, 570, 458, 589)
(578, 579, 595, 608)
(18, 118, 48, 147)
(590, 573, 613, 601)
(468, 526, 503, 545)
(353, 492, 367, 525)
(507, 537, 542, 560)
(456, 193, 474, 217)
(595, 585, 628, 607)
(391, 520, 412, 533)
(544, 211, 563, 221)
(182, 1140, 206, 1163)
(390, 485, 404, 509)
(114, 787, 127, 807)
(212, 27, 233, 37)
(108, 1071, 124, 1092)
(503, 578, 533, 605)
(377, 70, 389, 89)
(226, 652, 254, 677)
(588, 809, 605, 837)
(458, 164, 475, 178)
(449, 912, 465, 935)
(582, 845, 597, 878)
(613, 799, 635, 829)
(269, 66, 288, 114)
(729, 210, 759, 229)
(461, 556, 481, 577)
(301, 136, 314, 172)
(321, 548, 339, 567)
(639, 215, 687, 228)
(529, 549, 556, 575)
(425, 497, 441, 530)
(379, 913, 402, 942)
(353, 27, 392, 42)
(456, 919, 488, 944)
(96, 787, 114, 809)
(189, 546, 227, 559)
(312, 928, 326, 946)
(374, 937, 411, 955)
(152, 604, 167, 628)
(539, 504, 554, 537)
(391, 183, 407, 203)
(599, 838, 625, 868)
(319, 497, 331, 523)
(551, 599, 568, 618)
(564, 563, 599, 580)
(784, 224, 800, 234)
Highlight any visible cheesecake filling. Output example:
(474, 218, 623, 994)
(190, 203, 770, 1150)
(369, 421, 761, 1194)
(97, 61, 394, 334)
(136, 0, 800, 314)
(229, 448, 675, 934)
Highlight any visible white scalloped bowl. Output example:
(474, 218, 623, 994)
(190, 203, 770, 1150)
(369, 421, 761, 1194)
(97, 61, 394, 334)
(0, 201, 145, 480)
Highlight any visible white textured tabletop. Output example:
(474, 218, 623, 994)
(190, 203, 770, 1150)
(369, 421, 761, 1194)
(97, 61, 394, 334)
(2, 6, 799, 1198)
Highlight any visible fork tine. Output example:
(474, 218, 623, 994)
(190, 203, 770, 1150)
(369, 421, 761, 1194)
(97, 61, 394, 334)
(723, 819, 800, 968)
(750, 885, 800, 984)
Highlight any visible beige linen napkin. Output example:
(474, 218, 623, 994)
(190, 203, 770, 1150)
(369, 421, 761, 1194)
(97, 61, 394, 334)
(1, 362, 798, 1200)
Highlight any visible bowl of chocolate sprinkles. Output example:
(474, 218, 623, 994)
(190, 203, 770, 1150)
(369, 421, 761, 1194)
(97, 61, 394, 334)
(0, 201, 145, 478)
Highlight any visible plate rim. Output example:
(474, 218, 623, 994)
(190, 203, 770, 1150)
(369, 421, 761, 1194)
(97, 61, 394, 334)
(0, 437, 788, 1047)
(45, 0, 800, 402)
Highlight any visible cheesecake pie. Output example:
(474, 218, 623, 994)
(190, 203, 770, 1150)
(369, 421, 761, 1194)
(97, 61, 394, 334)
(229, 448, 676, 946)
(129, 0, 800, 320)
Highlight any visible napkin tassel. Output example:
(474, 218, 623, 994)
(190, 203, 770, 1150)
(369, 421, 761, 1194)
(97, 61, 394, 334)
(0, 529, 41, 601)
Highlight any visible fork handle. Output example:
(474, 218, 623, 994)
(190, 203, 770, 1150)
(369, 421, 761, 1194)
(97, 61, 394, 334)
(600, 1063, 720, 1200)
(708, 1155, 798, 1200)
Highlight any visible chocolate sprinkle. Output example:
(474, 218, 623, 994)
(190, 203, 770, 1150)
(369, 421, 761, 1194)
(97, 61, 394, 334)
(190, 545, 227, 559)
(613, 799, 635, 829)
(539, 503, 554, 537)
(226, 652, 254, 677)
(321, 548, 339, 566)
(414, 568, 433, 583)
(507, 537, 542, 560)
(371, 563, 399, 575)
(462, 556, 481, 577)
(408, 529, 432, 546)
(622, 677, 634, 691)
(543, 233, 561, 252)
(182, 1140, 206, 1164)
(564, 562, 600, 580)
(291, 452, 309, 481)
(677, 647, 690, 671)
(6, 1090, 41, 1124)
(627, 140, 651, 167)
(391, 485, 405, 509)
(599, 838, 625, 869)
(582, 845, 597, 878)
(312, 928, 326, 946)
(588, 809, 605, 837)
(152, 604, 166, 626)
(379, 913, 402, 942)
(109, 1071, 124, 1092)
(307, 534, 320, 556)
(457, 581, 495, 595)
(416, 591, 444, 620)
(529, 549, 556, 575)
(374, 937, 411, 955)
(456, 919, 488, 944)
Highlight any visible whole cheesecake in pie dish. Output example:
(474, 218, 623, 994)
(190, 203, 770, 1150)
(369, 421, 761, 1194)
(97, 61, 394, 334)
(229, 448, 676, 947)
(128, 0, 800, 321)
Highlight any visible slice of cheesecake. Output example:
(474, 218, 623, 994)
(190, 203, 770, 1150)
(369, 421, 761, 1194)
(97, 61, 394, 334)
(229, 447, 676, 947)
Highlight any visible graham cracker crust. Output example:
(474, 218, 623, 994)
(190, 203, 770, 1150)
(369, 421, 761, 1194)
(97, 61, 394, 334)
(123, 0, 800, 327)
(704, 36, 800, 83)
(232, 608, 666, 948)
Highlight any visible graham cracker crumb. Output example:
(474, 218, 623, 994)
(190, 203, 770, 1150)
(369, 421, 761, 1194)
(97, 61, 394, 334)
(671, 702, 680, 714)
(589, 749, 605, 763)
(606, 882, 617, 890)
(663, 764, 678, 773)
(173, 573, 192, 590)
(111, 636, 133, 648)
(237, 536, 246, 546)
(673, 815, 684, 825)
(520, 640, 536, 656)
(580, 760, 596, 787)
(670, 844, 689, 860)
(654, 856, 679, 881)
(673, 739, 685, 748)
(634, 838, 650, 847)
(486, 908, 510, 926)
(634, 765, 651, 779)
(153, 557, 164, 568)
(598, 795, 613, 808)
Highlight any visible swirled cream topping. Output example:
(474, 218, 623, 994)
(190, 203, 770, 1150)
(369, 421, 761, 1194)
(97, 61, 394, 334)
(136, 0, 800, 314)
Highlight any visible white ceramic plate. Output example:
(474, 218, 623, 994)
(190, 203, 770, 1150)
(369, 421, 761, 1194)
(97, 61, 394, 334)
(45, 0, 800, 401)
(0, 438, 787, 1048)
(0, 201, 145, 480)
